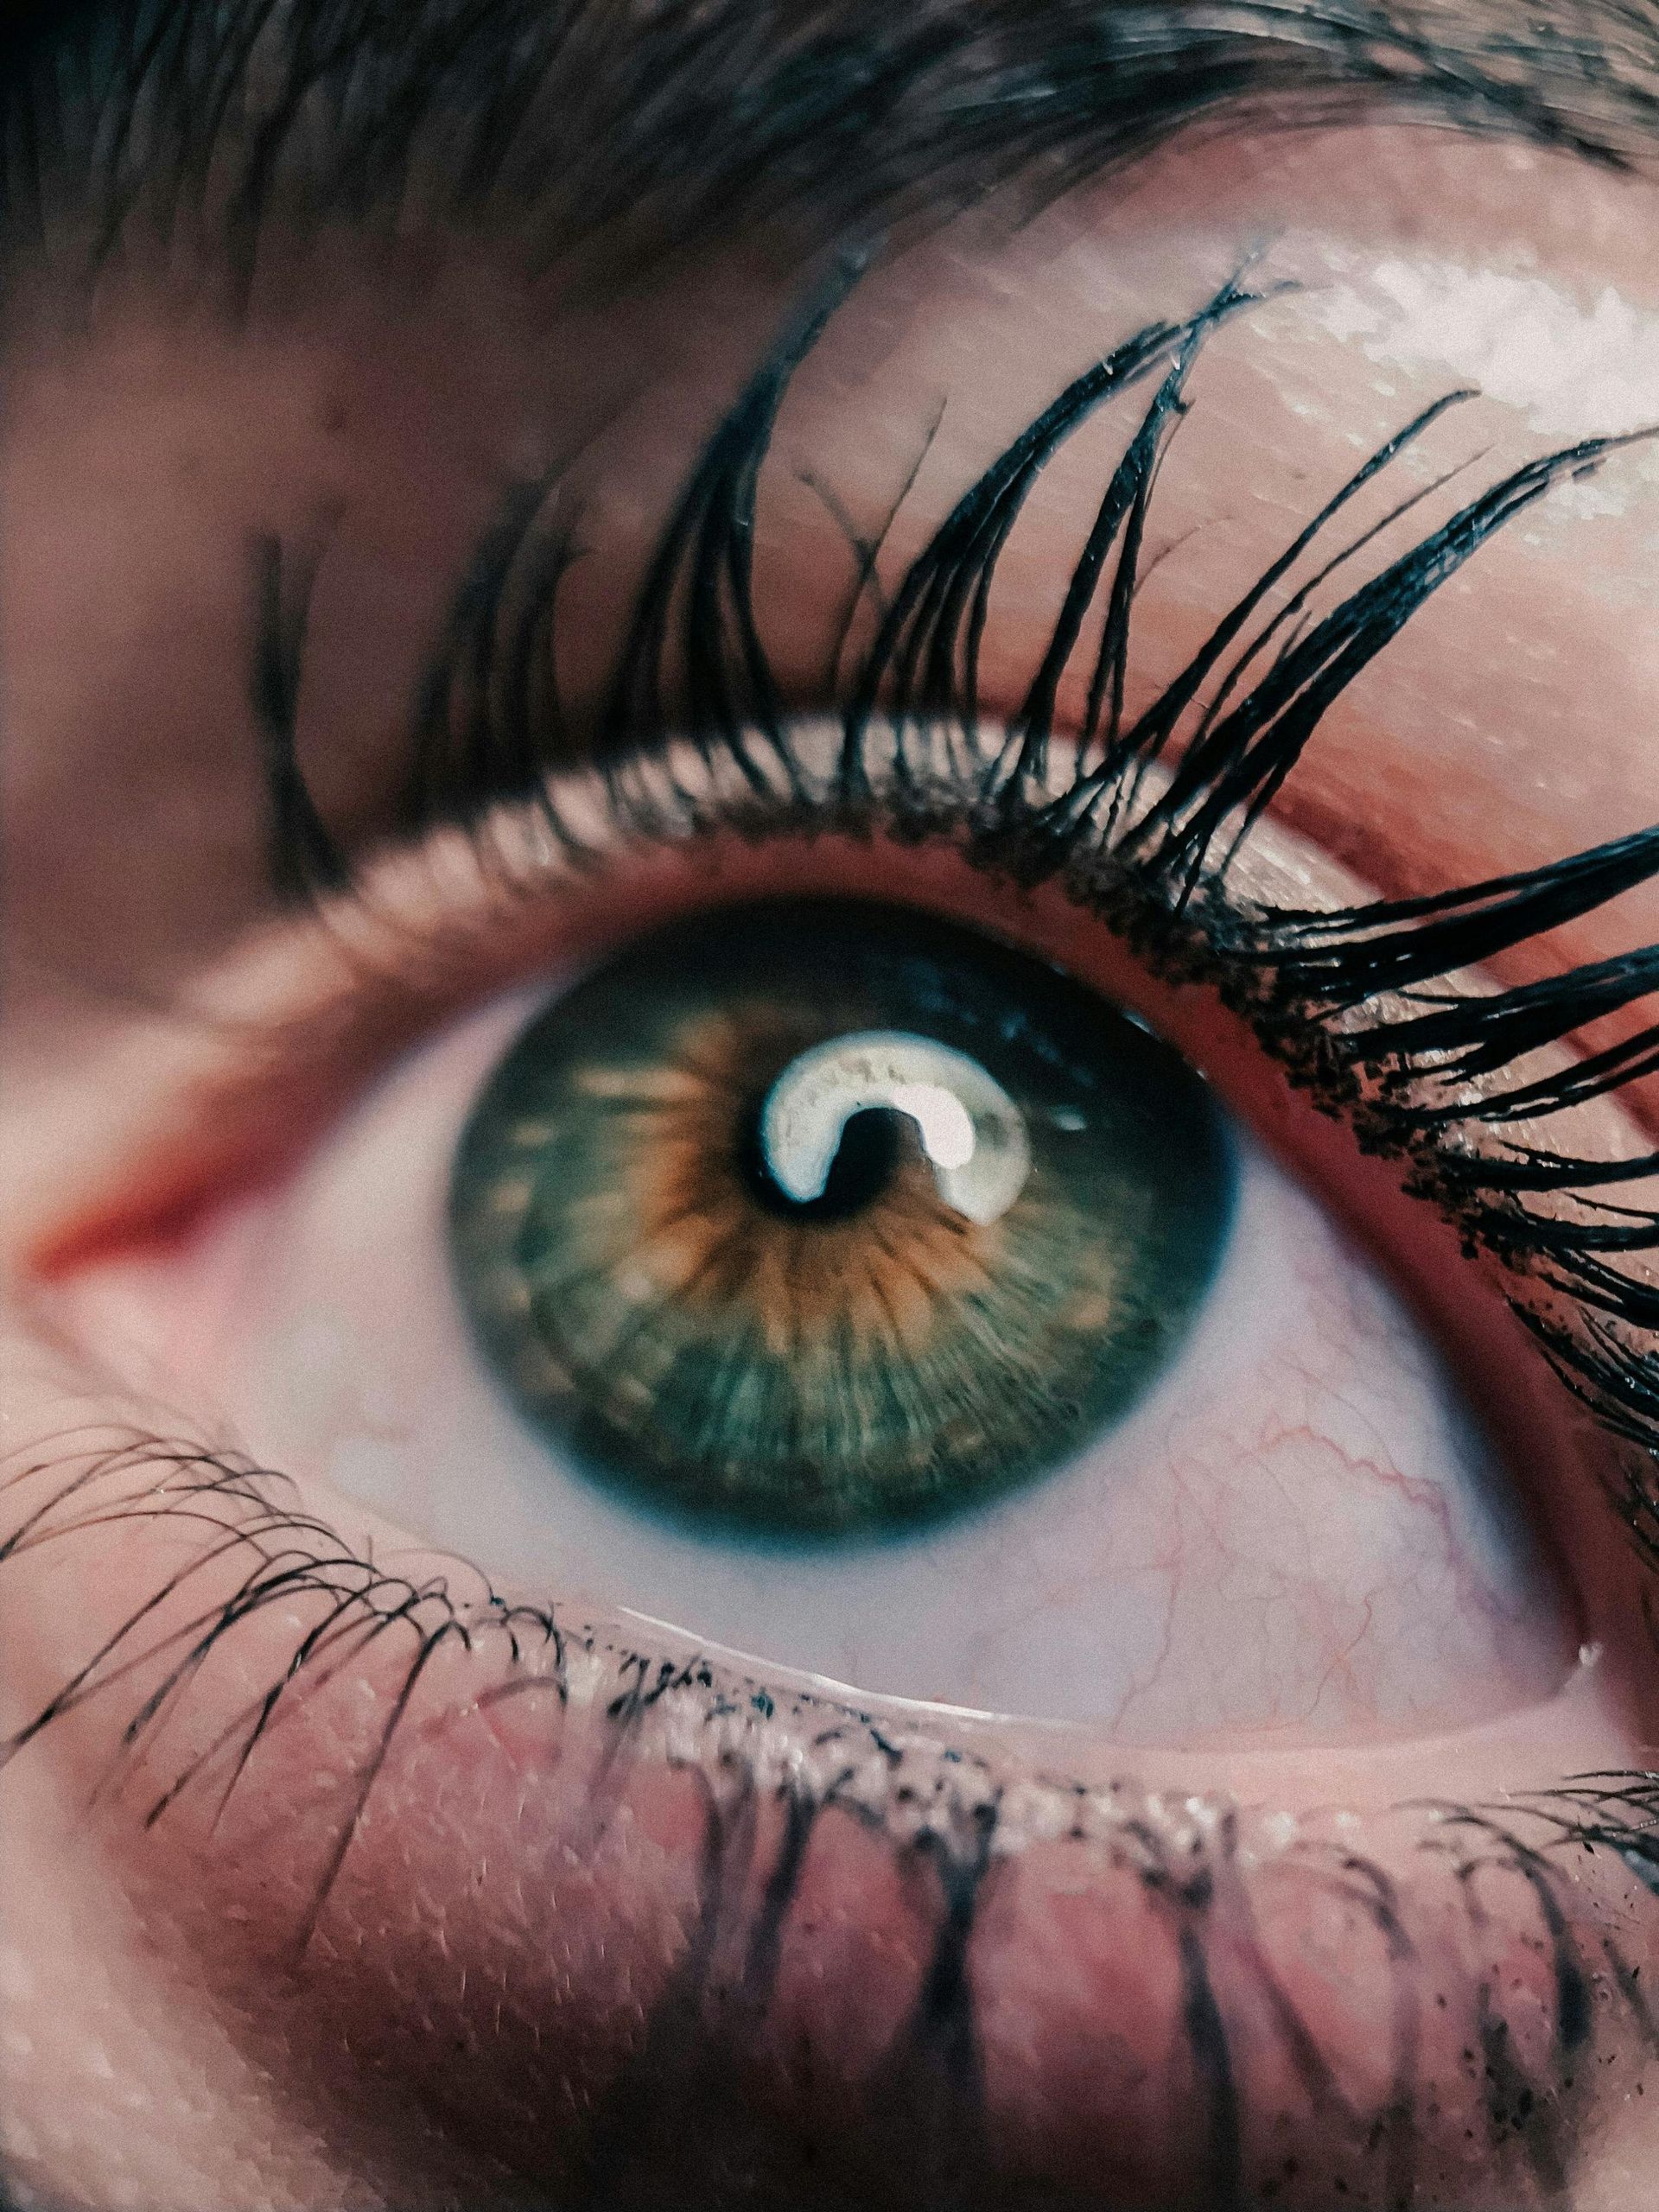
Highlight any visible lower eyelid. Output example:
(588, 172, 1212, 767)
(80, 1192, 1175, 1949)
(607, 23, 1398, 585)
(170, 993, 1588, 1738)
(39, 905, 1657, 1825)
(14, 1446, 1647, 2212)
(8, 1157, 1657, 2207)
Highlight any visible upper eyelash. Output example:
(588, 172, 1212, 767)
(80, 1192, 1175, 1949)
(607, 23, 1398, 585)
(256, 268, 1659, 1566)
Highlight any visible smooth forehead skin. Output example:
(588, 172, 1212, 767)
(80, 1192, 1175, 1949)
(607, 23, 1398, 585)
(4, 6, 1659, 2212)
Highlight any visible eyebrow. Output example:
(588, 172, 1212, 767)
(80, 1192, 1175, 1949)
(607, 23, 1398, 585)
(4, 1, 1659, 290)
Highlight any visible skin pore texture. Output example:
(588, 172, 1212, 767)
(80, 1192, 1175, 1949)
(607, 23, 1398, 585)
(4, 37, 1659, 2212)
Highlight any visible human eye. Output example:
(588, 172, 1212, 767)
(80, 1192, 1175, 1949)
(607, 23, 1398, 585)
(5, 14, 1659, 2211)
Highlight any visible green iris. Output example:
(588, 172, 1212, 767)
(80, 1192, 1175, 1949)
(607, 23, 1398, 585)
(449, 899, 1235, 1541)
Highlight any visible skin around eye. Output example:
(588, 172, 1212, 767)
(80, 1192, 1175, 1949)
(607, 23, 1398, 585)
(67, 882, 1587, 1744)
(21, 828, 1652, 2210)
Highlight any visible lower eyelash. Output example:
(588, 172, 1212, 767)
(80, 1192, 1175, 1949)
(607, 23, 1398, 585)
(3, 1421, 1656, 2212)
(3, 1420, 1655, 1887)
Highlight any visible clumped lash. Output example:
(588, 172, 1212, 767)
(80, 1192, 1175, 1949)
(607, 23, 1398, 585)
(346, 269, 1659, 1567)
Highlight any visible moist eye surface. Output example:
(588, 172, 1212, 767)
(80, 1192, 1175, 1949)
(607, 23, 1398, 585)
(448, 897, 1235, 1540)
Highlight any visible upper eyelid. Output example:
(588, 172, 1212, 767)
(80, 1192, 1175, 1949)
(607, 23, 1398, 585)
(27, 281, 1659, 1542)
(23, 727, 1659, 1495)
(268, 270, 1659, 1174)
(265, 268, 1656, 900)
(0, 766, 1501, 1297)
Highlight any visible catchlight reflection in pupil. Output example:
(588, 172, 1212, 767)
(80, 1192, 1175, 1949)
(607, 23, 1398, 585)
(448, 900, 1236, 1540)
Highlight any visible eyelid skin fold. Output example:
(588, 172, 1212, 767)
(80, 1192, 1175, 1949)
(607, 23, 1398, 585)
(259, 263, 1659, 1580)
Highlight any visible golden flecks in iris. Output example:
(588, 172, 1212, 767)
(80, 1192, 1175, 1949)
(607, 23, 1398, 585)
(457, 997, 1145, 1515)
(582, 1005, 1017, 1358)
(448, 901, 1235, 1534)
(486, 1175, 536, 1218)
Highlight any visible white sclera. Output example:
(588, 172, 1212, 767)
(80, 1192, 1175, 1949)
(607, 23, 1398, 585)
(113, 986, 1574, 1746)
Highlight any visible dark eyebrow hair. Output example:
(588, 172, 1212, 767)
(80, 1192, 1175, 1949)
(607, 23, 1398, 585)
(3, 0, 1658, 294)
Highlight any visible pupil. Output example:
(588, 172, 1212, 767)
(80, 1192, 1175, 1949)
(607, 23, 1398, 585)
(747, 1102, 905, 1223)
